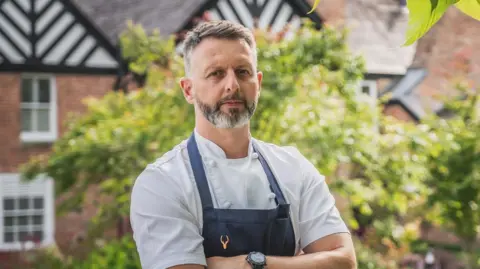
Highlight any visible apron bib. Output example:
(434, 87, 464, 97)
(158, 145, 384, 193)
(187, 133, 296, 257)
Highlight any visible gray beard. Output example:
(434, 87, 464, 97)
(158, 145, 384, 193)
(195, 94, 257, 129)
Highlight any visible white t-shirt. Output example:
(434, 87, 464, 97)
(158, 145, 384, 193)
(130, 131, 350, 269)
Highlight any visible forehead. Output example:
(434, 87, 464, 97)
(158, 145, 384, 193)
(189, 38, 255, 70)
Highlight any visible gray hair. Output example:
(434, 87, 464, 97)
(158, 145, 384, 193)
(182, 20, 257, 76)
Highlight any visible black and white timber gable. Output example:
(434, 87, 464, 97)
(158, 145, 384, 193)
(0, 0, 123, 74)
(174, 0, 323, 53)
(184, 0, 323, 35)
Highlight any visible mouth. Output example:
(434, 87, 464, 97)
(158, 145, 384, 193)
(222, 100, 245, 106)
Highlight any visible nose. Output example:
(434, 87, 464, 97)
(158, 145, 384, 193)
(224, 69, 240, 93)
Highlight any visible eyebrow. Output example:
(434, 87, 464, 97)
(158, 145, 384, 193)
(204, 64, 222, 72)
(203, 60, 254, 76)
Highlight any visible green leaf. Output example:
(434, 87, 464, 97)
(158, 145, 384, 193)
(308, 0, 321, 14)
(455, 0, 480, 20)
(404, 0, 459, 46)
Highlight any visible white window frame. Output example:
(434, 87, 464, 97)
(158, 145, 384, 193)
(356, 80, 380, 134)
(357, 80, 378, 101)
(20, 73, 58, 143)
(0, 173, 55, 251)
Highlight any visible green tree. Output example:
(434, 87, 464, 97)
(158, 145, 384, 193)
(422, 84, 480, 269)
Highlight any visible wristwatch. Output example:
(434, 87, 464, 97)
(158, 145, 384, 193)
(246, 252, 267, 269)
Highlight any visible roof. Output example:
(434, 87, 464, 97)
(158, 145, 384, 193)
(71, 0, 324, 46)
(345, 0, 417, 75)
(71, 0, 208, 44)
(0, 0, 124, 74)
(383, 68, 445, 121)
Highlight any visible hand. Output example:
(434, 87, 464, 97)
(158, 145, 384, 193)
(207, 255, 249, 269)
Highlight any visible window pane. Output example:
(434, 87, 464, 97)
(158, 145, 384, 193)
(21, 78, 33, 102)
(17, 215, 29, 226)
(19, 197, 29, 209)
(3, 217, 14, 227)
(38, 79, 50, 103)
(4, 217, 14, 227)
(33, 198, 44, 209)
(4, 232, 14, 243)
(33, 215, 43, 225)
(18, 231, 30, 242)
(21, 108, 33, 131)
(37, 108, 50, 131)
(3, 198, 15, 210)
(362, 86, 370, 95)
(33, 230, 43, 242)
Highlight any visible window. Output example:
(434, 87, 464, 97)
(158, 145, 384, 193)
(357, 80, 379, 133)
(20, 74, 57, 143)
(358, 80, 378, 100)
(0, 173, 54, 251)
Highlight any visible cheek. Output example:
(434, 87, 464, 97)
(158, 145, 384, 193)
(241, 80, 260, 98)
(194, 82, 222, 102)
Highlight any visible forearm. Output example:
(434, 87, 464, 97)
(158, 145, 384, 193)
(265, 247, 356, 269)
(208, 248, 356, 269)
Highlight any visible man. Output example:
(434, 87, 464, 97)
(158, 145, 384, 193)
(130, 20, 357, 269)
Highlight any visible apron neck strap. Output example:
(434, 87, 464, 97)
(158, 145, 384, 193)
(252, 144, 287, 205)
(187, 133, 215, 210)
(187, 132, 288, 210)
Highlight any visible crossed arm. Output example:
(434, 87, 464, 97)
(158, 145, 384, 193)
(171, 232, 357, 269)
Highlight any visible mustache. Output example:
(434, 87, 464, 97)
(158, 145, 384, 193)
(218, 93, 246, 105)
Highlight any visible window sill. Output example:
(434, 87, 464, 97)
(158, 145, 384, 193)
(20, 132, 57, 144)
(0, 240, 55, 252)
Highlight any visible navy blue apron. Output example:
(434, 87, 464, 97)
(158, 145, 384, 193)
(187, 133, 296, 258)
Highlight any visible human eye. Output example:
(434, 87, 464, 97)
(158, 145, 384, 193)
(209, 69, 224, 78)
(236, 68, 251, 76)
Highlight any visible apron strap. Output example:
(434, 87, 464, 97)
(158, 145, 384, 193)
(187, 133, 215, 210)
(187, 132, 289, 210)
(253, 143, 288, 205)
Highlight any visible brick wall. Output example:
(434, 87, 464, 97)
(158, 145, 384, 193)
(0, 73, 117, 264)
(307, 0, 346, 27)
(0, 73, 116, 172)
(383, 103, 415, 122)
(412, 8, 480, 110)
(0, 74, 52, 172)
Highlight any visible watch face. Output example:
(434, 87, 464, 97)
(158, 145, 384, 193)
(250, 252, 265, 263)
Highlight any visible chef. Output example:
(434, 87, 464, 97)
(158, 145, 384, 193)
(130, 20, 357, 269)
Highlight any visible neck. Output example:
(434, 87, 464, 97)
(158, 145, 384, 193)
(195, 117, 251, 159)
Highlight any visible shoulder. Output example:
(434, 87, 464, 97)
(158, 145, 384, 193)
(132, 140, 190, 197)
(149, 140, 188, 173)
(254, 139, 326, 192)
(253, 139, 313, 172)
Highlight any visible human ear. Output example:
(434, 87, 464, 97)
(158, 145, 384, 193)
(180, 77, 195, 104)
(257, 71, 263, 92)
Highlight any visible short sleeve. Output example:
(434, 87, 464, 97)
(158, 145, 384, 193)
(298, 158, 350, 250)
(130, 166, 207, 269)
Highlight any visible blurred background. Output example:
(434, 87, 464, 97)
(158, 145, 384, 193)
(0, 0, 479, 268)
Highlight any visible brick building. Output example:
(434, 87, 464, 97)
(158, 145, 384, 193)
(1, 0, 478, 267)
(0, 0, 125, 266)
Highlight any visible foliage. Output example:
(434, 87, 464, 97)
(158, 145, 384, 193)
(252, 20, 363, 114)
(422, 84, 480, 269)
(354, 238, 399, 269)
(30, 236, 141, 269)
(309, 0, 480, 46)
